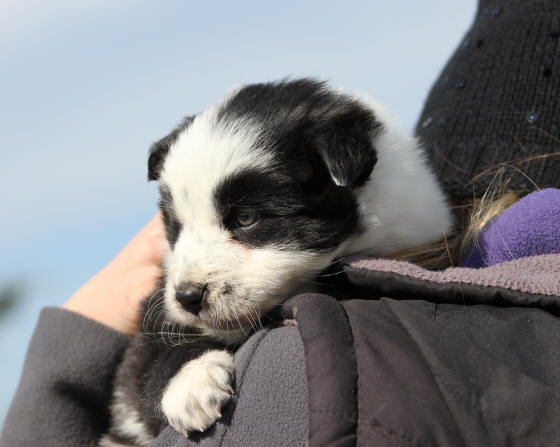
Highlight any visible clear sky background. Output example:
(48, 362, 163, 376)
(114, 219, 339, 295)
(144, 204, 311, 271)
(0, 0, 477, 427)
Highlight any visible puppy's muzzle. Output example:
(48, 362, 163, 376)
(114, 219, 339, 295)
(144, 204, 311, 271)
(175, 283, 207, 315)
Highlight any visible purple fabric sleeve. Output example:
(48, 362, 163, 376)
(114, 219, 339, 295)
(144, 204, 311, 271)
(461, 188, 560, 268)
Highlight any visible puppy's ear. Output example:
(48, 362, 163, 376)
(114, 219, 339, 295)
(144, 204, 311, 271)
(148, 116, 195, 181)
(313, 106, 381, 187)
(148, 138, 170, 181)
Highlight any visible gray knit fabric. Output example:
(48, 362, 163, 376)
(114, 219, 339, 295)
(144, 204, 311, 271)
(416, 0, 560, 198)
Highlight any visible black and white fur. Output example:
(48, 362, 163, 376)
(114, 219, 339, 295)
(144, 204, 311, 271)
(98, 79, 452, 446)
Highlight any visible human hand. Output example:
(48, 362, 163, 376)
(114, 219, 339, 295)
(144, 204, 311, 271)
(63, 213, 166, 335)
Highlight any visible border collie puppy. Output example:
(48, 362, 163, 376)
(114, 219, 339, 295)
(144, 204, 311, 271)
(99, 79, 452, 446)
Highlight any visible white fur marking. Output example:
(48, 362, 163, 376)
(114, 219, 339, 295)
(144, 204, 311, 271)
(161, 350, 235, 435)
(97, 387, 154, 447)
(344, 96, 452, 255)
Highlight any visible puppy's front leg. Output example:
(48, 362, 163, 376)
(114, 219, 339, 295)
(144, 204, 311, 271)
(161, 349, 234, 436)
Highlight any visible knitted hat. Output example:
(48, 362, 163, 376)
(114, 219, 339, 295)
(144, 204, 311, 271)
(416, 0, 560, 199)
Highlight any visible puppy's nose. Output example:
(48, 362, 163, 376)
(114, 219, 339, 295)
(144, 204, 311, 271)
(175, 283, 206, 314)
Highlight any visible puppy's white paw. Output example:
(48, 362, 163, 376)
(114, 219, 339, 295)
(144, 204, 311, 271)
(161, 350, 234, 436)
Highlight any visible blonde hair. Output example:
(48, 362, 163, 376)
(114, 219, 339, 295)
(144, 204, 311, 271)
(391, 166, 535, 269)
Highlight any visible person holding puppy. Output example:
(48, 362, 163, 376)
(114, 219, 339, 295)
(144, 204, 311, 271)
(2, 1, 560, 446)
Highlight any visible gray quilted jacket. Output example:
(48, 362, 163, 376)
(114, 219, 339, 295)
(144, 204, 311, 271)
(2, 253, 560, 447)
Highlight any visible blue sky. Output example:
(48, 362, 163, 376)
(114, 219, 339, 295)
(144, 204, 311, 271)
(0, 0, 477, 426)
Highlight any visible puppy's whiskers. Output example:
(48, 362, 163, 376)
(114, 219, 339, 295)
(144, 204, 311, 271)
(229, 300, 248, 337)
(142, 288, 166, 329)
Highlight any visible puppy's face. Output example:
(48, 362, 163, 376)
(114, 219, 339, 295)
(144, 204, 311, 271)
(149, 80, 380, 331)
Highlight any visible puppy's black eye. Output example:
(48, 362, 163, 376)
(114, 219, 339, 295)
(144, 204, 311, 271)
(235, 211, 258, 228)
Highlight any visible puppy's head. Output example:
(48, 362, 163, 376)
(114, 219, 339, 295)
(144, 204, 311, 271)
(148, 79, 381, 331)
